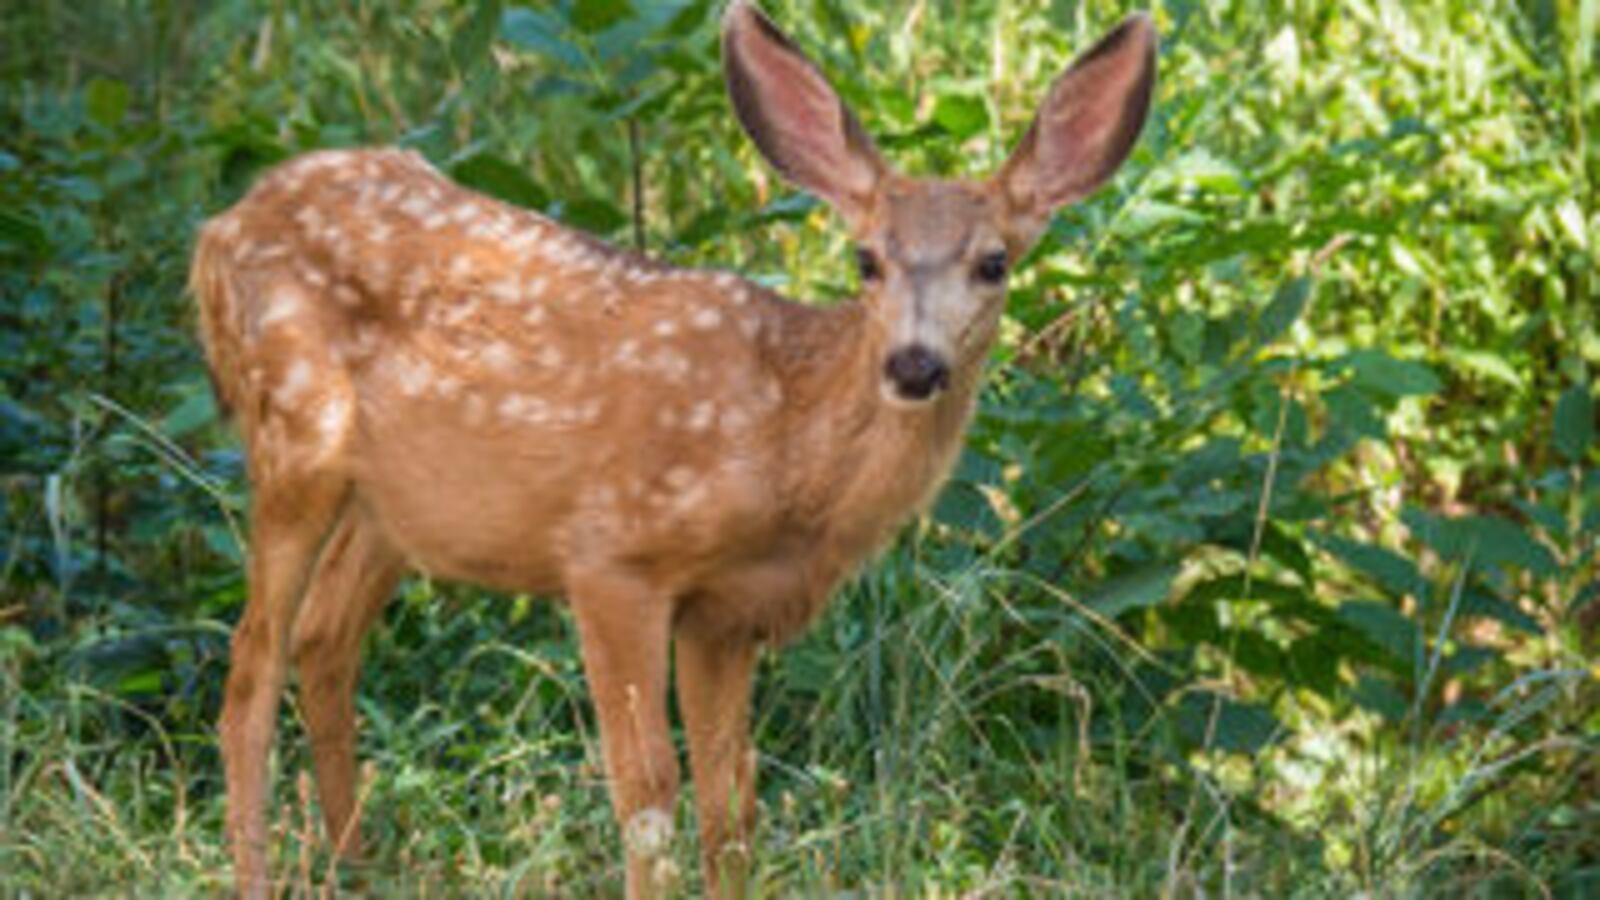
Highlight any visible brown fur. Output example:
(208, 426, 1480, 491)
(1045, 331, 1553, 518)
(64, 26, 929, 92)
(197, 3, 1156, 897)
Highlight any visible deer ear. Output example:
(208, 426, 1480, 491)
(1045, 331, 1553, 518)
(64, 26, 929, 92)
(998, 13, 1157, 233)
(722, 0, 886, 226)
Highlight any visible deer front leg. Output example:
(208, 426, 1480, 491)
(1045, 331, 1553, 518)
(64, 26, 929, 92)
(675, 625, 759, 898)
(569, 570, 680, 899)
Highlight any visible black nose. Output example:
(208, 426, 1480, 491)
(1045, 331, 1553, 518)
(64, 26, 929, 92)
(883, 345, 951, 401)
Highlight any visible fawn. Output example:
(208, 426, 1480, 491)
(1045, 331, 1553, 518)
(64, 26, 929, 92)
(190, 1, 1155, 896)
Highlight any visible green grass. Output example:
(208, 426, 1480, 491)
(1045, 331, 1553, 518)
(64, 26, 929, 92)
(2, 0, 1597, 896)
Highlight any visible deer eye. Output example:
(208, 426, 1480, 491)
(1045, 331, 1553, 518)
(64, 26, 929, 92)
(856, 247, 882, 282)
(974, 250, 1008, 284)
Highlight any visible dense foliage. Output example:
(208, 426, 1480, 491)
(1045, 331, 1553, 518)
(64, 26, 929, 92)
(2, 0, 1596, 894)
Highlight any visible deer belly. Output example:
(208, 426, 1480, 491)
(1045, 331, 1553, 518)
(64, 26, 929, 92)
(351, 433, 578, 595)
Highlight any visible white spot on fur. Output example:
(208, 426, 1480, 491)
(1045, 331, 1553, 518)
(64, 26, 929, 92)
(536, 345, 563, 369)
(690, 307, 722, 331)
(653, 319, 678, 338)
(686, 400, 715, 432)
(480, 341, 516, 372)
(499, 392, 549, 426)
(388, 353, 432, 397)
(317, 393, 348, 448)
(276, 360, 313, 406)
(211, 215, 242, 241)
(257, 285, 310, 330)
(625, 808, 674, 858)
(613, 339, 641, 369)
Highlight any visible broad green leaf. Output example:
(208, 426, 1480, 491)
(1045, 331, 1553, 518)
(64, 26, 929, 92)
(1175, 692, 1281, 754)
(1338, 599, 1418, 671)
(1460, 589, 1541, 634)
(1113, 199, 1206, 237)
(163, 389, 217, 439)
(0, 208, 49, 256)
(572, 0, 634, 33)
(931, 94, 989, 140)
(1315, 533, 1429, 599)
(450, 152, 549, 210)
(1401, 508, 1559, 578)
(1445, 348, 1524, 389)
(85, 77, 129, 126)
(204, 524, 243, 563)
(452, 0, 504, 71)
(502, 8, 588, 69)
(117, 671, 164, 696)
(1257, 277, 1310, 346)
(1352, 675, 1408, 722)
(1343, 349, 1441, 398)
(1085, 562, 1180, 618)
(562, 197, 628, 234)
(1163, 149, 1247, 195)
(1553, 385, 1594, 462)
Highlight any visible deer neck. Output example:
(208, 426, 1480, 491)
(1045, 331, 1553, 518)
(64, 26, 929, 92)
(772, 298, 992, 584)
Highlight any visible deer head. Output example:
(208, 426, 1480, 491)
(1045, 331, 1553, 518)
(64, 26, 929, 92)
(723, 0, 1157, 406)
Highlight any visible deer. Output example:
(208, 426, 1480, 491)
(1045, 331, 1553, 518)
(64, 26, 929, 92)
(189, 2, 1155, 896)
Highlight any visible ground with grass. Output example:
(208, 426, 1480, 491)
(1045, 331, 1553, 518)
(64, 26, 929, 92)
(2, 0, 1597, 896)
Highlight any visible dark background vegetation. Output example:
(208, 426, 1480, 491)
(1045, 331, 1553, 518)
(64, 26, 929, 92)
(2, 0, 1596, 894)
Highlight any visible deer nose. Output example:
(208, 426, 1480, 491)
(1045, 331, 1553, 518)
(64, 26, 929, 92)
(883, 345, 951, 401)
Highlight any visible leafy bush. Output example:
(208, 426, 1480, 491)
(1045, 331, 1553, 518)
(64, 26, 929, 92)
(2, 0, 1595, 894)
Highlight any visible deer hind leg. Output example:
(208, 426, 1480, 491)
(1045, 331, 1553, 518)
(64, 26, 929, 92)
(289, 507, 404, 868)
(222, 470, 350, 899)
(568, 569, 680, 900)
(221, 291, 358, 898)
(675, 625, 759, 898)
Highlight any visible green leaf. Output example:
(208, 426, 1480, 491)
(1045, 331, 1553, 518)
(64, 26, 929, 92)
(931, 94, 989, 140)
(1445, 349, 1524, 389)
(1315, 533, 1429, 599)
(1175, 692, 1281, 754)
(85, 77, 130, 127)
(452, 0, 504, 72)
(562, 197, 628, 234)
(1257, 277, 1310, 345)
(116, 670, 164, 696)
(1086, 562, 1179, 618)
(1460, 589, 1541, 634)
(1162, 149, 1247, 195)
(1343, 349, 1441, 398)
(1338, 599, 1418, 671)
(0, 208, 50, 257)
(502, 8, 588, 69)
(1352, 675, 1408, 721)
(450, 152, 549, 209)
(1401, 508, 1559, 578)
(1113, 199, 1206, 237)
(203, 524, 243, 564)
(572, 0, 634, 33)
(163, 388, 217, 439)
(1553, 385, 1594, 462)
